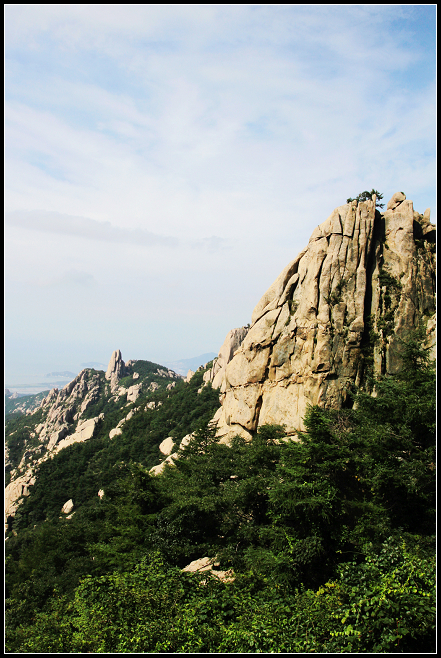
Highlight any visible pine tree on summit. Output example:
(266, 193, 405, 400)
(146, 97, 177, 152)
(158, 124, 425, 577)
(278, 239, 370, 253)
(347, 188, 384, 208)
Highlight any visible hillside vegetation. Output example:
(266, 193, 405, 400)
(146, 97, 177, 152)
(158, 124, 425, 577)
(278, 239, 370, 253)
(5, 390, 50, 419)
(5, 336, 435, 653)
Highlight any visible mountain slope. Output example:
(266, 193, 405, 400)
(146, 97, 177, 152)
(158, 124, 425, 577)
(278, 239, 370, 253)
(5, 352, 218, 526)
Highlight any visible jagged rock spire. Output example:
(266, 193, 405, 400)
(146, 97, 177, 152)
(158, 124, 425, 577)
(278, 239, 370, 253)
(105, 349, 126, 391)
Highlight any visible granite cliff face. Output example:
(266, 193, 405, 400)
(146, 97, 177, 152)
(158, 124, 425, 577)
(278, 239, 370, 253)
(203, 326, 250, 390)
(212, 193, 436, 442)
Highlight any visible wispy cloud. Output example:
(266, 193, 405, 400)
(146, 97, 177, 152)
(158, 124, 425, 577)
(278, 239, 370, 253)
(191, 236, 230, 253)
(5, 210, 179, 247)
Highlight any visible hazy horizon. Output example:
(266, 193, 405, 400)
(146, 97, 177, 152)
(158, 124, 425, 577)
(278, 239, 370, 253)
(4, 350, 218, 394)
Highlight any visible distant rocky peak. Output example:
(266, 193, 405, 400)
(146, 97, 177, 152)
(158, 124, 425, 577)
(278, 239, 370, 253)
(105, 350, 126, 390)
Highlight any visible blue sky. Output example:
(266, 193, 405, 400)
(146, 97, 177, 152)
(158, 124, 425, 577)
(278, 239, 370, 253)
(4, 5, 436, 386)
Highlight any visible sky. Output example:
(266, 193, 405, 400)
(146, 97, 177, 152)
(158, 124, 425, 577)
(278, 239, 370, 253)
(4, 4, 436, 387)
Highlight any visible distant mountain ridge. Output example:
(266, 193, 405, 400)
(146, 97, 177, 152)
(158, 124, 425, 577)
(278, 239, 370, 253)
(5, 389, 51, 418)
(44, 371, 77, 378)
(163, 352, 217, 376)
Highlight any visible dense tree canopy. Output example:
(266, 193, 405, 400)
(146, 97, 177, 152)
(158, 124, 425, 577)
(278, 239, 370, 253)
(5, 337, 435, 652)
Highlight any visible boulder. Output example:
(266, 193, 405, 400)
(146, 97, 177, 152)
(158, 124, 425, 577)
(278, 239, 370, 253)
(149, 433, 195, 474)
(47, 426, 70, 451)
(386, 191, 406, 210)
(127, 384, 141, 403)
(149, 453, 177, 476)
(182, 556, 214, 573)
(61, 499, 74, 515)
(5, 471, 36, 526)
(53, 416, 102, 454)
(159, 437, 175, 455)
(181, 557, 235, 583)
(179, 433, 194, 449)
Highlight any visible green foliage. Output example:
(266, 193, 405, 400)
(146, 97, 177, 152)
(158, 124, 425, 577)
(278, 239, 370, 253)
(8, 538, 434, 653)
(5, 337, 435, 652)
(327, 536, 436, 652)
(10, 372, 221, 535)
(378, 270, 402, 291)
(5, 409, 47, 480)
(351, 336, 435, 534)
(347, 189, 384, 209)
(5, 390, 50, 419)
(288, 298, 299, 315)
(325, 277, 347, 305)
(372, 269, 403, 346)
(118, 359, 178, 390)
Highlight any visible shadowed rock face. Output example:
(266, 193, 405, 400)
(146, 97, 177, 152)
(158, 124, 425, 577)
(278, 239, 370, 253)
(214, 194, 436, 441)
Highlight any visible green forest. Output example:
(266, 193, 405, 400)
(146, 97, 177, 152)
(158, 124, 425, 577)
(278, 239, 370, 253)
(5, 337, 436, 653)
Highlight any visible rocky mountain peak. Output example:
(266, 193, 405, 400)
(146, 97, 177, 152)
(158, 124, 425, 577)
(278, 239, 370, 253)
(212, 193, 436, 443)
(105, 349, 126, 391)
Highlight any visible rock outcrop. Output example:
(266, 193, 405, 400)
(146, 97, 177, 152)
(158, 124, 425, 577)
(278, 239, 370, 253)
(5, 473, 37, 525)
(159, 437, 175, 456)
(127, 384, 141, 403)
(5, 195, 436, 522)
(149, 433, 194, 475)
(203, 326, 249, 390)
(61, 499, 74, 515)
(181, 556, 235, 583)
(4, 411, 103, 527)
(185, 369, 195, 383)
(213, 193, 436, 442)
(105, 349, 126, 391)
